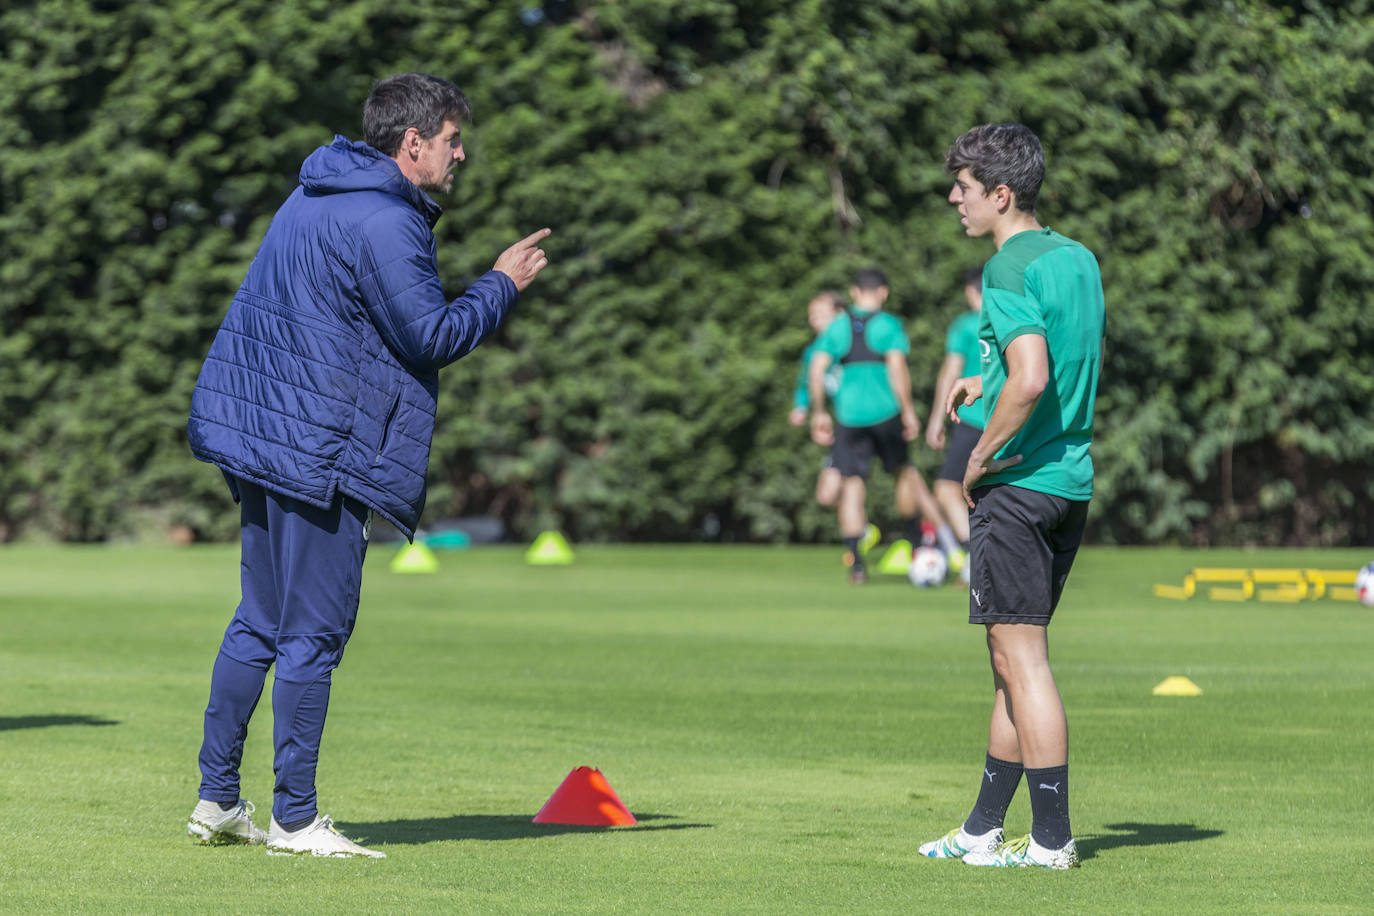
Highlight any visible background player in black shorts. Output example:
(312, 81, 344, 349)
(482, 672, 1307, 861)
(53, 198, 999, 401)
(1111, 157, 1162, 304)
(806, 269, 950, 583)
(924, 268, 984, 581)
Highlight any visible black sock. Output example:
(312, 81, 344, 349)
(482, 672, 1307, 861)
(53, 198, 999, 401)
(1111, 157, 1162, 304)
(902, 516, 918, 544)
(844, 536, 863, 569)
(963, 754, 1023, 835)
(217, 800, 238, 811)
(281, 814, 316, 833)
(1025, 764, 1072, 849)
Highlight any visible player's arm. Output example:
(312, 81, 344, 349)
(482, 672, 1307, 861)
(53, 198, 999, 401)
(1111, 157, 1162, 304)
(789, 351, 812, 427)
(358, 215, 549, 374)
(884, 350, 920, 441)
(960, 333, 1048, 506)
(807, 351, 835, 445)
(925, 353, 965, 449)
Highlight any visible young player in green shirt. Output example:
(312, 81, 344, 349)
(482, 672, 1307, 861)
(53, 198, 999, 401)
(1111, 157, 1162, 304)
(919, 123, 1105, 870)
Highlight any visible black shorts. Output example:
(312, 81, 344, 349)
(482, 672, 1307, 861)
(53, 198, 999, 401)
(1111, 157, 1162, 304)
(938, 421, 983, 483)
(832, 416, 910, 479)
(967, 484, 1089, 626)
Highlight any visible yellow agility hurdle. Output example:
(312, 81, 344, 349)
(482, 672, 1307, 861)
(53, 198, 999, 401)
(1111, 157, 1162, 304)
(1152, 568, 1362, 602)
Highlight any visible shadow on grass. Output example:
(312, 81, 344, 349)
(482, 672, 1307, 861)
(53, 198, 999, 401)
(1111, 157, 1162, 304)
(1078, 822, 1223, 861)
(341, 813, 713, 845)
(0, 715, 120, 731)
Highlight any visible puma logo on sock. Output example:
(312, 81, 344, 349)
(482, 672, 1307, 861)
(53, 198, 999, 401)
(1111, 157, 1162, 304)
(1038, 782, 1061, 794)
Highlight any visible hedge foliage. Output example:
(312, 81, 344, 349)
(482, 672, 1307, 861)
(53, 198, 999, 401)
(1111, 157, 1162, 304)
(3, 0, 1371, 545)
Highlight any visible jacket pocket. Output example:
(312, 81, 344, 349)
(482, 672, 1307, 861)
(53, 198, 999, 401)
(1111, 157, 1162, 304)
(374, 391, 401, 466)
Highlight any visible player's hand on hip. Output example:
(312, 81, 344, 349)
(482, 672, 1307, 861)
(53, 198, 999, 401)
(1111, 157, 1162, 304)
(944, 375, 982, 422)
(962, 453, 1022, 508)
(809, 410, 835, 446)
(493, 228, 552, 292)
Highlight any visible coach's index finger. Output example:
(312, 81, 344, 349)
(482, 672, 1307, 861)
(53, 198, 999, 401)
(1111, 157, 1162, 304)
(493, 228, 553, 291)
(514, 227, 552, 250)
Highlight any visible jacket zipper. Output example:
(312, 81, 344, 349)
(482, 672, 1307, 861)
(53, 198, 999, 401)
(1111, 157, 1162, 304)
(374, 392, 401, 465)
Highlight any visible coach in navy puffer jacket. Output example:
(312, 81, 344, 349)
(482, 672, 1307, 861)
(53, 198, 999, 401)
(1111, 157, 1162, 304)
(187, 131, 519, 538)
(185, 75, 551, 855)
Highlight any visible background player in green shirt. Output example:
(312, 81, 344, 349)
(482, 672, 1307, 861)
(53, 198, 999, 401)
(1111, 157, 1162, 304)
(807, 269, 948, 583)
(925, 268, 984, 557)
(919, 123, 1104, 870)
(789, 291, 846, 510)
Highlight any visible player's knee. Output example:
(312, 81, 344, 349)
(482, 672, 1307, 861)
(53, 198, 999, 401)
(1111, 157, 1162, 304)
(988, 645, 1016, 684)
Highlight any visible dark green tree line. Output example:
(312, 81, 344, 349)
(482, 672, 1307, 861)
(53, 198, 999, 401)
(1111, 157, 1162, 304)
(2, 0, 1370, 544)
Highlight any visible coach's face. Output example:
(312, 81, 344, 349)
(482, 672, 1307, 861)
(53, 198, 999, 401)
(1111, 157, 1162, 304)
(414, 119, 465, 192)
(949, 168, 999, 239)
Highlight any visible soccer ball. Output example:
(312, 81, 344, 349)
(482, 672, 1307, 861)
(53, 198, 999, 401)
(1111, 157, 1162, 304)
(1356, 563, 1374, 607)
(908, 546, 948, 587)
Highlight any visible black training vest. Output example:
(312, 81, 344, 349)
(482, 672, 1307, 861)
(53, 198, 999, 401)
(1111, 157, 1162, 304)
(838, 308, 883, 365)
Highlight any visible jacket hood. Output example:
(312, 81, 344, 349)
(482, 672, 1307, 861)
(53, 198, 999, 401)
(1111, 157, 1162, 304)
(299, 135, 443, 227)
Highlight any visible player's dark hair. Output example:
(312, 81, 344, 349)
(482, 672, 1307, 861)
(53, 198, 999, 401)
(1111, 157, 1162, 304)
(944, 123, 1044, 214)
(963, 267, 983, 288)
(854, 267, 888, 291)
(364, 73, 471, 156)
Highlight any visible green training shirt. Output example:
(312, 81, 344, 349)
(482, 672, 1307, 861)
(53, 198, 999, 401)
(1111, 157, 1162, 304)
(978, 228, 1105, 499)
(945, 309, 984, 428)
(792, 340, 843, 410)
(815, 307, 909, 427)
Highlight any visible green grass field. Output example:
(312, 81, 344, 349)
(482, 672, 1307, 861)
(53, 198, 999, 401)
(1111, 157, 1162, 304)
(1, 543, 1371, 913)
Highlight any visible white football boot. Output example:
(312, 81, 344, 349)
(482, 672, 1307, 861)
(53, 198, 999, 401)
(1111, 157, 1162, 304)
(962, 833, 1079, 869)
(187, 799, 267, 845)
(265, 814, 386, 858)
(919, 824, 1002, 859)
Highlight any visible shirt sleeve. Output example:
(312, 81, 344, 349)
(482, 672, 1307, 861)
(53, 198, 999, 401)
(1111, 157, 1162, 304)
(981, 286, 1046, 352)
(867, 312, 910, 355)
(814, 315, 848, 359)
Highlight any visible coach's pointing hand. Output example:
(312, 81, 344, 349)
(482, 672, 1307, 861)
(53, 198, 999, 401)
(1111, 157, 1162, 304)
(493, 228, 552, 291)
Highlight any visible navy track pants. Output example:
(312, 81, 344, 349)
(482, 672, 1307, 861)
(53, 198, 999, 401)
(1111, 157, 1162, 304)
(197, 478, 370, 826)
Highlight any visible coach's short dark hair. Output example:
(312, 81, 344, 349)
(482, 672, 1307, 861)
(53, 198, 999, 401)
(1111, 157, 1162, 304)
(963, 267, 983, 288)
(944, 123, 1045, 214)
(855, 267, 888, 291)
(364, 73, 471, 156)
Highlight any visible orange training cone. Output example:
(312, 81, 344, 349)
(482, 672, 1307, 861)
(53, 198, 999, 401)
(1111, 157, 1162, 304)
(532, 766, 637, 826)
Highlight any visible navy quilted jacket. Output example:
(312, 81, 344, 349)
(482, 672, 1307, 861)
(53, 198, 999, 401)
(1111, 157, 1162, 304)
(188, 136, 518, 538)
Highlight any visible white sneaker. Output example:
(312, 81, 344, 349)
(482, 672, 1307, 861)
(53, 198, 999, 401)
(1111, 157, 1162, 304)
(187, 799, 267, 845)
(919, 824, 1002, 859)
(962, 833, 1079, 869)
(266, 814, 386, 858)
